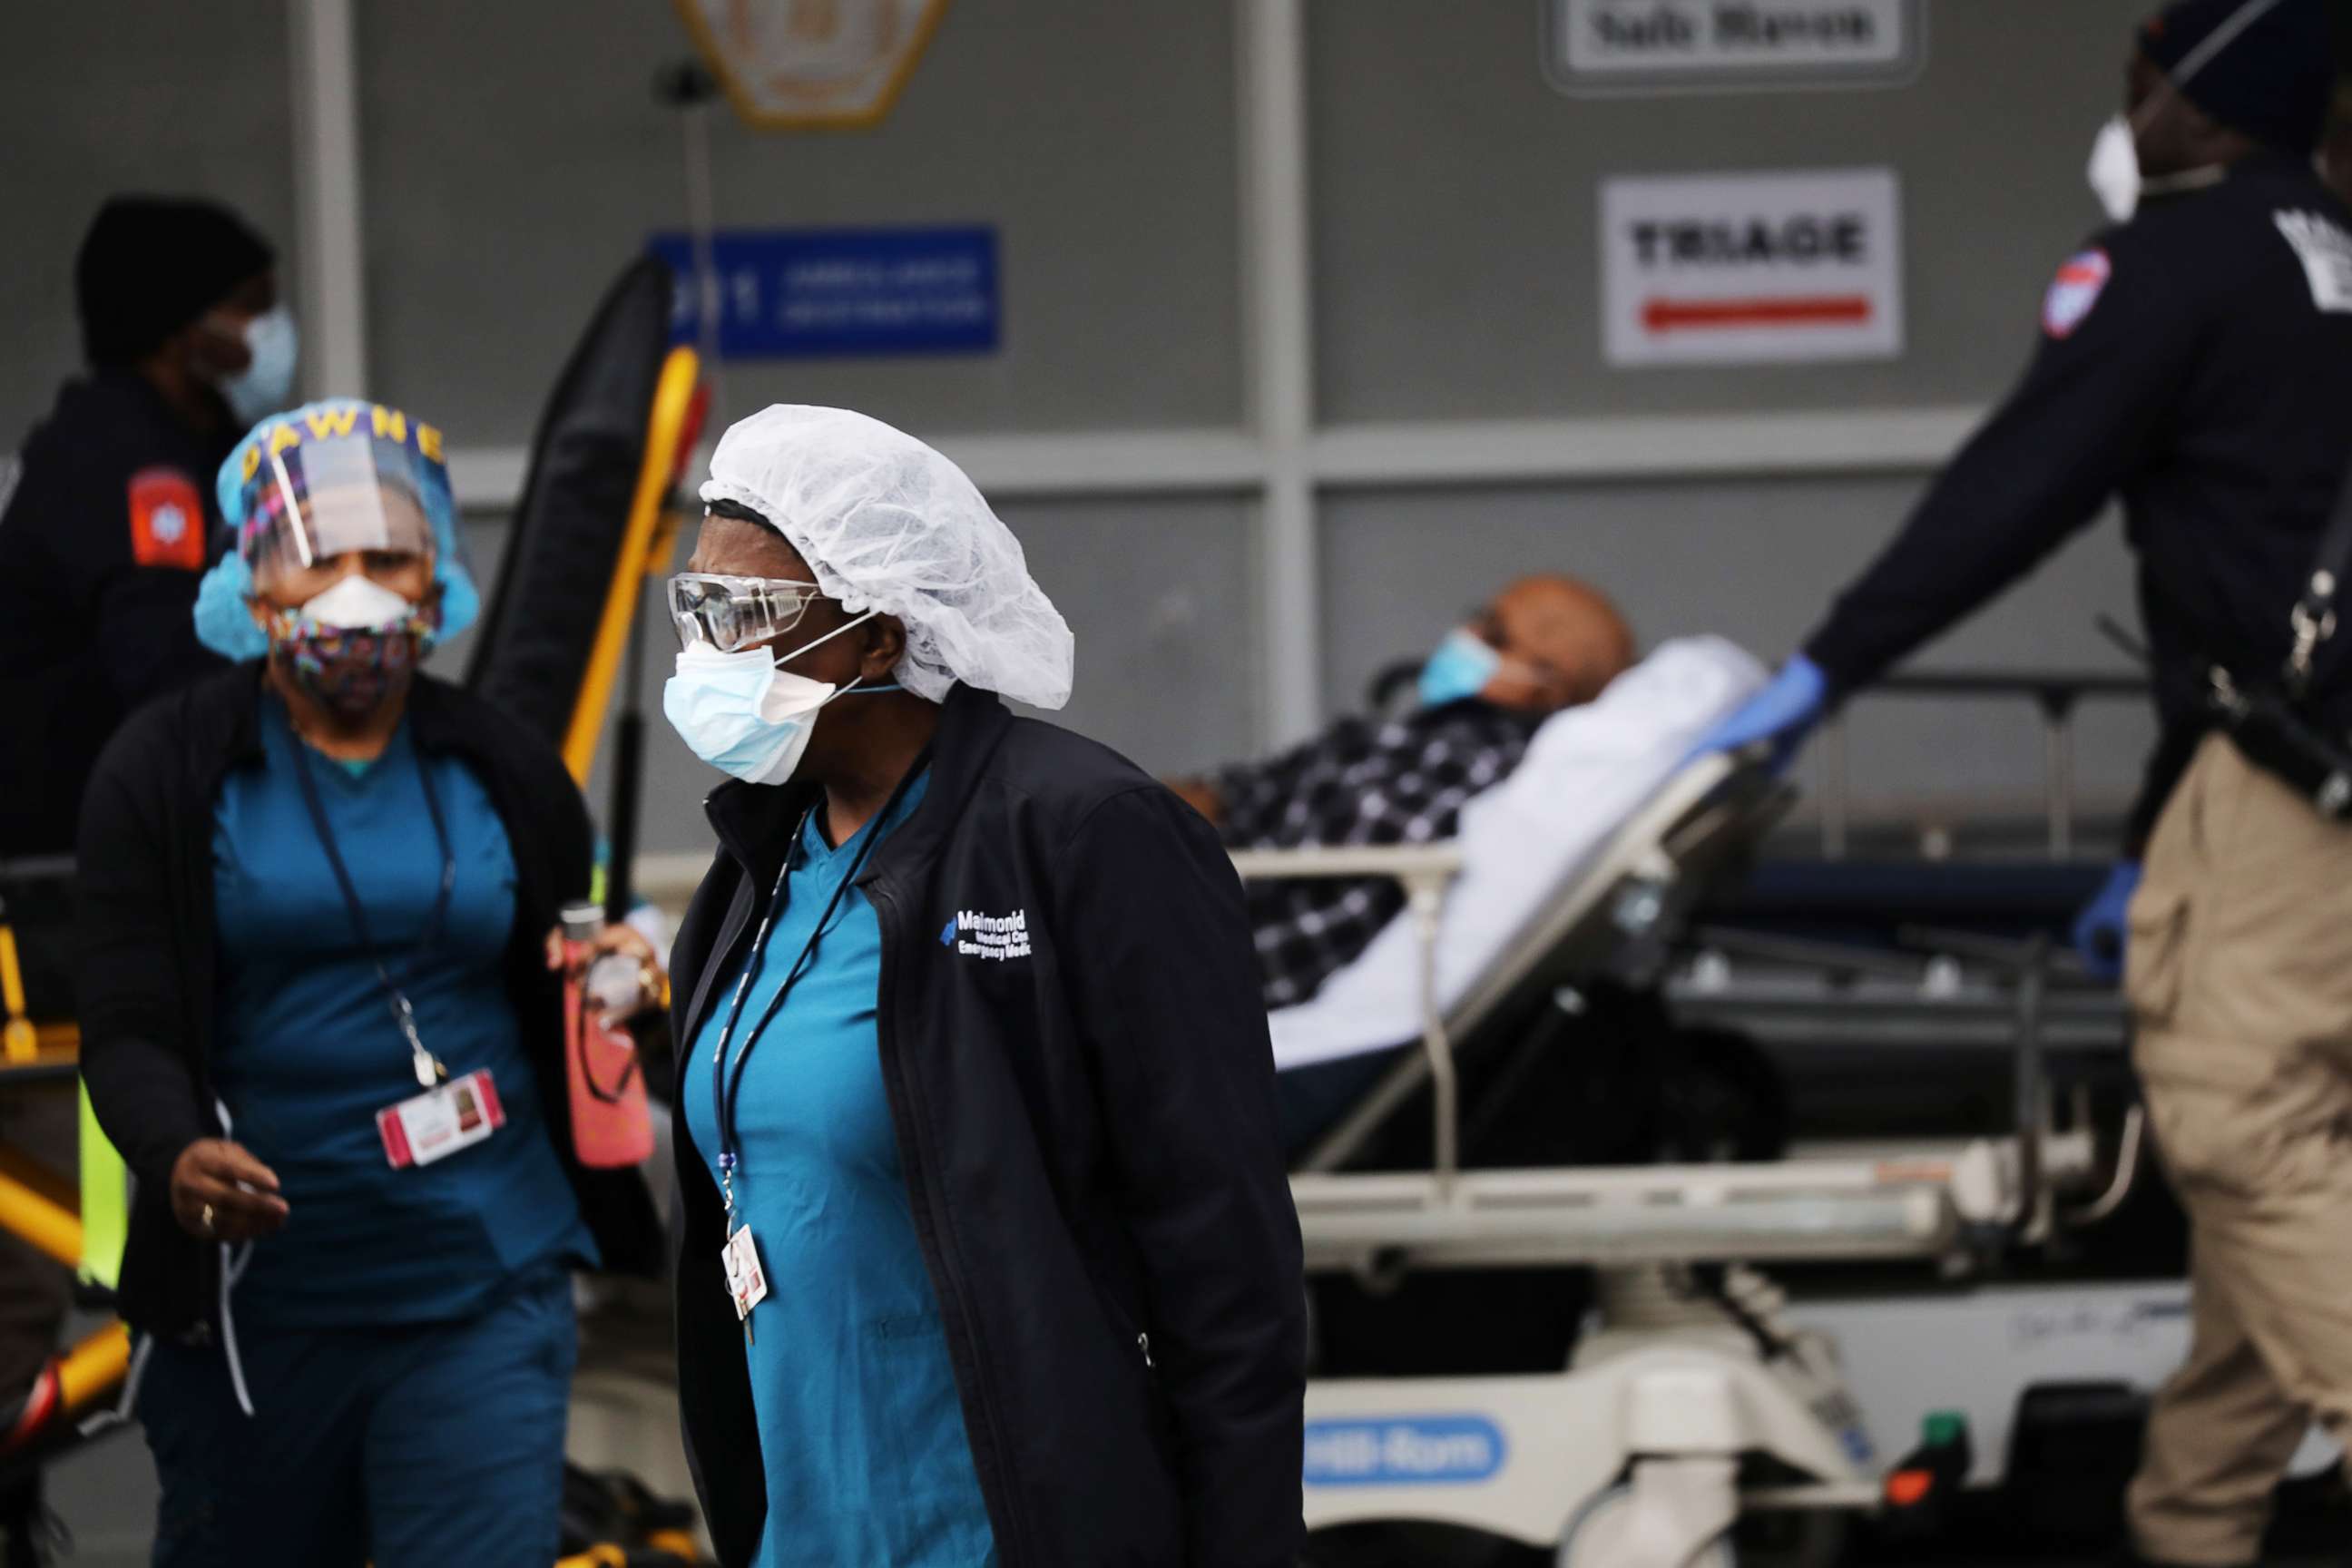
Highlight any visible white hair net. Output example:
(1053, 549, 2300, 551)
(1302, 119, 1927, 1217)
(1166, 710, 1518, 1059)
(699, 406, 1074, 710)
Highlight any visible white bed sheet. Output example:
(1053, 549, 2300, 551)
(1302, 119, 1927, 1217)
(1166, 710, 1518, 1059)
(1267, 636, 1766, 1072)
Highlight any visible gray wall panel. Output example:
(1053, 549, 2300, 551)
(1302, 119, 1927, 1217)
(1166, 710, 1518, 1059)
(358, 0, 1242, 445)
(1319, 479, 2156, 828)
(0, 7, 295, 439)
(1308, 0, 2153, 422)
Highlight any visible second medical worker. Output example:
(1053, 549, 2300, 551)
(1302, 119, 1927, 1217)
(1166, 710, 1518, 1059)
(661, 405, 1305, 1568)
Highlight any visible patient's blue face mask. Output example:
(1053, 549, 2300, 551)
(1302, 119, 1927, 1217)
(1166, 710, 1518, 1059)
(1417, 629, 1502, 709)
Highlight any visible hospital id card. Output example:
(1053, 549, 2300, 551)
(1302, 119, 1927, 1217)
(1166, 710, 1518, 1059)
(721, 1226, 769, 1321)
(377, 1068, 505, 1169)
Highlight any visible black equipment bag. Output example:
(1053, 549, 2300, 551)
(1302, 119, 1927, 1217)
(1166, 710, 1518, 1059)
(464, 256, 676, 747)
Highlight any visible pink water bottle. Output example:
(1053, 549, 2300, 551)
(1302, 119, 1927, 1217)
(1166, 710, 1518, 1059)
(560, 903, 655, 1169)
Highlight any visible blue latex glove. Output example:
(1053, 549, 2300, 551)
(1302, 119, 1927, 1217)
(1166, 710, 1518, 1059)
(2071, 858, 2142, 985)
(1690, 654, 1829, 771)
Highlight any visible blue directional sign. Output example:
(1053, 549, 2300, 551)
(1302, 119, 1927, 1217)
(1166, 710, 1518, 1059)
(649, 226, 999, 359)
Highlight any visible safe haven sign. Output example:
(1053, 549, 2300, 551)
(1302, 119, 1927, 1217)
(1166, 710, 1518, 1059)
(1548, 0, 1924, 94)
(1599, 168, 1903, 368)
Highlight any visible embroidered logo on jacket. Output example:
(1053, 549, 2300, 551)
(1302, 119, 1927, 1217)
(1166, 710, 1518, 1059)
(946, 908, 1031, 961)
(2275, 210, 2352, 314)
(2040, 249, 2110, 339)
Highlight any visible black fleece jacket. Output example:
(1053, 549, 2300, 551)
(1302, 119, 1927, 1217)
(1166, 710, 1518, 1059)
(667, 684, 1306, 1568)
(75, 665, 661, 1338)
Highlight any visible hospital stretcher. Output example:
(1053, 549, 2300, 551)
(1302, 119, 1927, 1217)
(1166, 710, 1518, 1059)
(1250, 741, 2142, 1567)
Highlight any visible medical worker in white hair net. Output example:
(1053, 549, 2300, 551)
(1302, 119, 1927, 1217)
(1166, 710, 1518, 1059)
(658, 406, 1304, 1568)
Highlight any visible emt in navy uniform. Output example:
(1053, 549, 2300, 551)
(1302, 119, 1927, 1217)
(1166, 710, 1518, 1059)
(0, 196, 296, 863)
(0, 193, 293, 1567)
(660, 406, 1305, 1568)
(1697, 3, 2352, 1563)
(74, 401, 660, 1568)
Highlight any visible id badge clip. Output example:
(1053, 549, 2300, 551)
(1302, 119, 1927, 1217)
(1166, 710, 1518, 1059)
(378, 1068, 505, 1170)
(721, 1225, 769, 1328)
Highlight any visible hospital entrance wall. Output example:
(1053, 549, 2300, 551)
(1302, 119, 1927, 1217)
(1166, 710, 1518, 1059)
(2, 0, 2167, 867)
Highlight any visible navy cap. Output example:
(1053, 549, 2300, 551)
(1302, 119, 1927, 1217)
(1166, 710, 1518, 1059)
(74, 196, 274, 368)
(2139, 0, 2339, 154)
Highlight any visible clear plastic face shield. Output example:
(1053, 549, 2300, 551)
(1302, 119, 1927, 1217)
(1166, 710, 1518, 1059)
(235, 427, 442, 605)
(666, 572, 829, 655)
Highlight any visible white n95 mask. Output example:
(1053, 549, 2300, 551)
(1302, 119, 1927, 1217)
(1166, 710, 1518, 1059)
(2085, 112, 2230, 224)
(662, 612, 877, 786)
(2086, 0, 2275, 225)
(298, 573, 418, 631)
(2087, 114, 2144, 224)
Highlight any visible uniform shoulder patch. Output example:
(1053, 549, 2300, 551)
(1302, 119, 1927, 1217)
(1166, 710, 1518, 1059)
(2273, 210, 2352, 314)
(2041, 249, 2112, 339)
(127, 466, 205, 570)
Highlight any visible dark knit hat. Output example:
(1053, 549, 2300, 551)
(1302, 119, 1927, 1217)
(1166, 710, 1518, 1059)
(2139, 0, 2339, 154)
(74, 196, 275, 368)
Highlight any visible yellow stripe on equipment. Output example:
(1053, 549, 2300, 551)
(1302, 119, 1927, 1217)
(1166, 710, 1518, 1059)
(563, 347, 702, 787)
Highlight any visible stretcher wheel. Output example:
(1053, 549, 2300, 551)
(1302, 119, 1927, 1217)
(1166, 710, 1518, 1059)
(1554, 1483, 1736, 1568)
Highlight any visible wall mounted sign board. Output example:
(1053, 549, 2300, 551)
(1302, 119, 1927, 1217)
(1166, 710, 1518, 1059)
(673, 0, 952, 129)
(650, 227, 998, 358)
(1546, 0, 1926, 96)
(1600, 168, 1904, 367)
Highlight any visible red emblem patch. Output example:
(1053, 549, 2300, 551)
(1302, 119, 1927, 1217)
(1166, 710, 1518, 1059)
(2042, 250, 2112, 340)
(128, 467, 205, 570)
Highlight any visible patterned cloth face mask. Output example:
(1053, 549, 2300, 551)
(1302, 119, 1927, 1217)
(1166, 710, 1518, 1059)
(262, 574, 440, 720)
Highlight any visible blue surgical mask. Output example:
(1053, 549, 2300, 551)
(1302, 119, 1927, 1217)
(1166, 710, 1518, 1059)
(662, 612, 886, 786)
(1416, 629, 1501, 709)
(220, 306, 299, 426)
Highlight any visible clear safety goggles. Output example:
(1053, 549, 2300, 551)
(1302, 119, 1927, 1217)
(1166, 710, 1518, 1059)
(666, 572, 829, 654)
(238, 433, 437, 588)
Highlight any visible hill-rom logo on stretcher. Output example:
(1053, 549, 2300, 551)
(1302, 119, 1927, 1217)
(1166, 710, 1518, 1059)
(1303, 1416, 1508, 1487)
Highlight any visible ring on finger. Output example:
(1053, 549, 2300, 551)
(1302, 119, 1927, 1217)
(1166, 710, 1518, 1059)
(201, 1202, 216, 1237)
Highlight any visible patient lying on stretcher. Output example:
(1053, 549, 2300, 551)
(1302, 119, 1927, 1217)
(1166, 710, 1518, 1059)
(1167, 575, 1635, 1010)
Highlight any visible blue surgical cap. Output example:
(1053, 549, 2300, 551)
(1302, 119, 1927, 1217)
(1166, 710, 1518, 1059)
(193, 397, 479, 660)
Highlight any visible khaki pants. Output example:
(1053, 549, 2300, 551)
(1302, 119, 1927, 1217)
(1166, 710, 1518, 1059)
(2124, 735, 2352, 1565)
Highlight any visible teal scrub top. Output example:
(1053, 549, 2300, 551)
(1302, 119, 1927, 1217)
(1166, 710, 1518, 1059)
(211, 691, 595, 1327)
(682, 770, 998, 1568)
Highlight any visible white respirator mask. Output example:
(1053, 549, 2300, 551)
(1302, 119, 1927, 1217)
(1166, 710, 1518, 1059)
(2088, 0, 2281, 223)
(297, 573, 418, 631)
(662, 612, 889, 786)
(2086, 111, 2231, 223)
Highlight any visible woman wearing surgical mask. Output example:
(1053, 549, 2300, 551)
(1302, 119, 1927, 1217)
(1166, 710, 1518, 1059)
(74, 400, 660, 1568)
(661, 406, 1304, 1568)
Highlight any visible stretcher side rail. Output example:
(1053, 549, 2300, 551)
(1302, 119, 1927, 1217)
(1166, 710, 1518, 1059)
(1230, 842, 1469, 1181)
(1817, 668, 2149, 859)
(1289, 1131, 2098, 1276)
(1239, 754, 2122, 1278)
(1240, 752, 1788, 1179)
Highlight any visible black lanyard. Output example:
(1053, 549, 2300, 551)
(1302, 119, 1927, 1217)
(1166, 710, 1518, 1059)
(288, 727, 458, 1088)
(706, 761, 927, 1202)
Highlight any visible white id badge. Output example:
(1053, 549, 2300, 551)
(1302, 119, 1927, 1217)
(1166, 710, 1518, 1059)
(721, 1226, 769, 1320)
(376, 1068, 505, 1169)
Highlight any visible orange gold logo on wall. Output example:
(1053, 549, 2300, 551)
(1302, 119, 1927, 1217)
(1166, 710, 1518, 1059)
(672, 0, 952, 129)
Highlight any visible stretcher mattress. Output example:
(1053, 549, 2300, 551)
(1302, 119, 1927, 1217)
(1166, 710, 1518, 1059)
(1268, 637, 1765, 1072)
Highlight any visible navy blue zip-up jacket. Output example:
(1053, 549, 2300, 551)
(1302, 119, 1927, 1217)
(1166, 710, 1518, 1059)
(666, 683, 1307, 1568)
(1804, 154, 2352, 848)
(0, 370, 232, 858)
